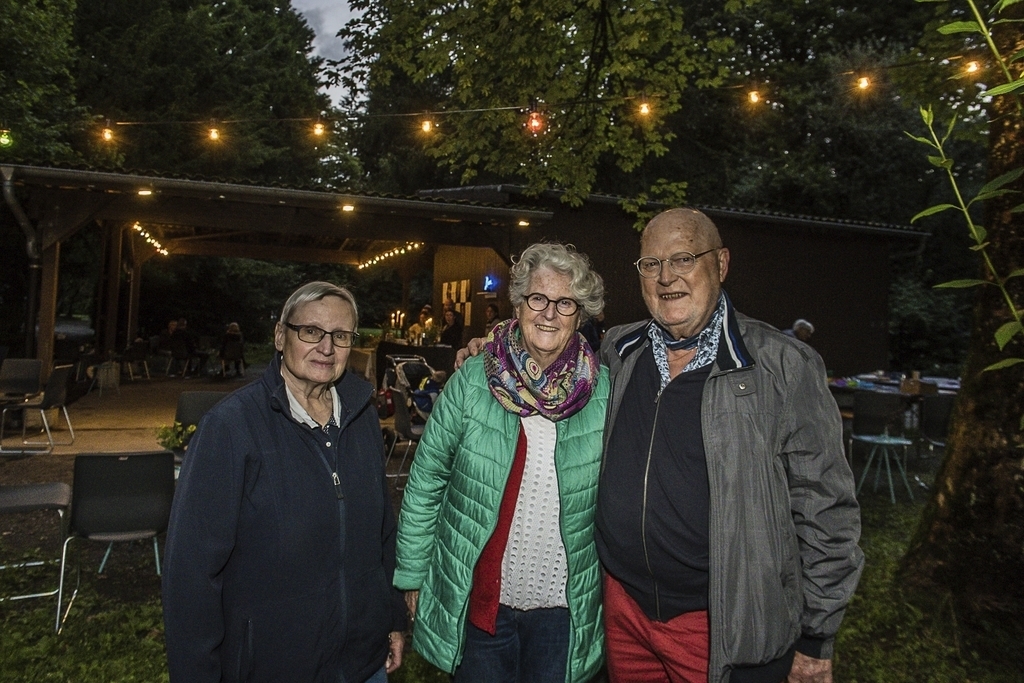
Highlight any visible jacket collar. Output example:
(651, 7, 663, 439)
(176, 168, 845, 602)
(263, 352, 373, 431)
(613, 290, 754, 372)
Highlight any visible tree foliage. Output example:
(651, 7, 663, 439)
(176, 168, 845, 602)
(73, 0, 339, 183)
(0, 0, 89, 163)
(899, 0, 1024, 663)
(338, 0, 739, 205)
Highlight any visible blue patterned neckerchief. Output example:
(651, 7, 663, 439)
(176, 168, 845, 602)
(647, 293, 726, 392)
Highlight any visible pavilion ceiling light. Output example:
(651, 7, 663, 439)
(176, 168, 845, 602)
(518, 220, 530, 227)
(137, 188, 153, 196)
(341, 204, 355, 212)
(358, 242, 422, 270)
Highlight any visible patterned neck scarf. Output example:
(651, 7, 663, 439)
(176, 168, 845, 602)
(484, 318, 599, 421)
(648, 293, 726, 391)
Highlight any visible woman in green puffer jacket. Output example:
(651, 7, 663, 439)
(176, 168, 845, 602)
(395, 243, 608, 683)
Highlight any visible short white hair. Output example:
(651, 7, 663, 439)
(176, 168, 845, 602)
(280, 281, 359, 329)
(509, 243, 604, 319)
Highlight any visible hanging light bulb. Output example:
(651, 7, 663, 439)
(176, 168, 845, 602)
(527, 110, 545, 134)
(208, 127, 220, 141)
(313, 121, 326, 136)
(638, 101, 651, 116)
(102, 120, 114, 142)
(747, 91, 761, 104)
(965, 61, 980, 74)
(857, 76, 870, 90)
(0, 129, 12, 147)
(421, 119, 433, 133)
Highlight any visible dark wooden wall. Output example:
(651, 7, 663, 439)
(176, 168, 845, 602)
(435, 197, 916, 377)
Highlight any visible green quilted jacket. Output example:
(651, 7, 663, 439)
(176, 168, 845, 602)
(394, 354, 609, 683)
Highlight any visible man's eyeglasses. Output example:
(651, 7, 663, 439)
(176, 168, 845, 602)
(524, 293, 580, 316)
(635, 248, 719, 279)
(284, 323, 359, 348)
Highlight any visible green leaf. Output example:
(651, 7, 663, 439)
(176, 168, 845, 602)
(1007, 48, 1024, 64)
(942, 113, 958, 143)
(969, 242, 991, 251)
(995, 321, 1023, 350)
(982, 357, 1024, 372)
(1010, 202, 1024, 213)
(1005, 268, 1024, 279)
(927, 155, 953, 170)
(985, 77, 1024, 96)
(911, 203, 957, 222)
(937, 21, 984, 34)
(975, 225, 988, 243)
(996, 0, 1024, 11)
(970, 189, 1017, 204)
(934, 279, 993, 288)
(919, 106, 934, 127)
(904, 131, 936, 147)
(978, 166, 1024, 195)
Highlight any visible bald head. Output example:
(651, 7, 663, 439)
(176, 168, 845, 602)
(641, 208, 722, 253)
(637, 208, 730, 339)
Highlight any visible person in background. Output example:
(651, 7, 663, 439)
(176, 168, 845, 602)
(783, 318, 815, 343)
(163, 281, 406, 683)
(396, 243, 608, 683)
(219, 322, 246, 377)
(407, 305, 433, 344)
(483, 302, 502, 335)
(438, 308, 464, 347)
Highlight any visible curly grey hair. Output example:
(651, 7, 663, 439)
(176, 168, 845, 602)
(279, 281, 359, 330)
(509, 243, 604, 319)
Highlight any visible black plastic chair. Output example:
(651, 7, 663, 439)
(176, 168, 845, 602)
(175, 391, 227, 431)
(0, 482, 72, 631)
(7, 365, 76, 451)
(849, 391, 914, 503)
(920, 393, 956, 455)
(385, 388, 423, 490)
(121, 340, 151, 381)
(57, 451, 175, 633)
(0, 358, 42, 397)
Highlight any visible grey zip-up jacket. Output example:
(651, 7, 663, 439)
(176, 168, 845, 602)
(600, 300, 863, 683)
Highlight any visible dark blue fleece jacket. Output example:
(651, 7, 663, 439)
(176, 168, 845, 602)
(163, 354, 406, 683)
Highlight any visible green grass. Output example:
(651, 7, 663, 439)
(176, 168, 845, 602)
(2, 488, 1021, 681)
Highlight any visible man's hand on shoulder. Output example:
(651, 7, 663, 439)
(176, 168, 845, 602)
(454, 337, 486, 369)
(787, 652, 832, 683)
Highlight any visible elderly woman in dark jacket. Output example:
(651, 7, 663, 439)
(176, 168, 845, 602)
(163, 281, 406, 683)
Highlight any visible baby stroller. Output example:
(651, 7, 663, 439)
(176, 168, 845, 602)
(382, 354, 442, 423)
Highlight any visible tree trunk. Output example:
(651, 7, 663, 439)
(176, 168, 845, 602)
(899, 20, 1024, 659)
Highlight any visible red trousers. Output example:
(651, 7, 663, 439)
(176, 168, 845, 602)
(603, 574, 709, 683)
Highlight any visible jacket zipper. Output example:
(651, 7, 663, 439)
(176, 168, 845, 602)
(641, 391, 664, 620)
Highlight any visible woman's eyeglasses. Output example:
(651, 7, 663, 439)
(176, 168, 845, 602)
(284, 323, 359, 348)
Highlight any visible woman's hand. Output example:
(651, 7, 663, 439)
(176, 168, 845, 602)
(454, 337, 487, 369)
(386, 631, 405, 673)
(404, 590, 419, 620)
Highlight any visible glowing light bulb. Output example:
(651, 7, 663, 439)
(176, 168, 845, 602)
(0, 129, 12, 147)
(342, 204, 355, 212)
(138, 189, 153, 196)
(857, 77, 870, 89)
(527, 111, 545, 134)
(313, 122, 325, 136)
(209, 128, 220, 141)
(748, 91, 760, 104)
(966, 61, 980, 74)
(421, 119, 433, 133)
(102, 127, 114, 142)
(638, 102, 651, 116)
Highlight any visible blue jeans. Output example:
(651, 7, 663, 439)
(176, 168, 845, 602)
(363, 665, 387, 683)
(454, 605, 570, 683)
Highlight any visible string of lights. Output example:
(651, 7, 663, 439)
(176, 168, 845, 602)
(357, 242, 422, 270)
(132, 222, 169, 256)
(0, 58, 988, 150)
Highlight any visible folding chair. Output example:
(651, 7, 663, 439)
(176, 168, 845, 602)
(0, 482, 72, 632)
(849, 390, 914, 503)
(6, 364, 76, 451)
(0, 359, 44, 454)
(57, 451, 175, 634)
(385, 388, 423, 490)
